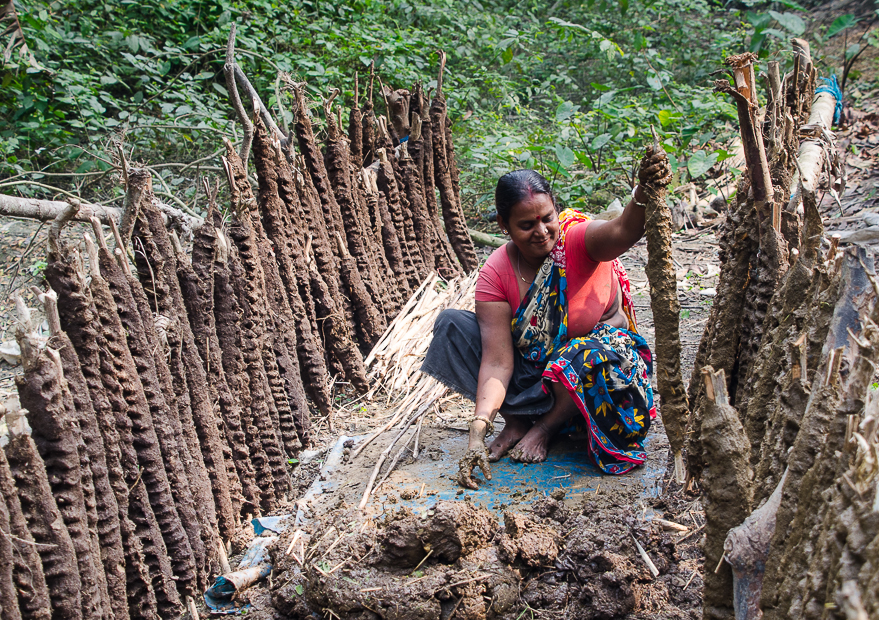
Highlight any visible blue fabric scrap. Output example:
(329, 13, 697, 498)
(815, 75, 843, 126)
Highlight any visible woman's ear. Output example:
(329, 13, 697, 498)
(496, 214, 508, 235)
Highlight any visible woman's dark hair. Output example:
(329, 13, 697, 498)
(494, 169, 557, 224)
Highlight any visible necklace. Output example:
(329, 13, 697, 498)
(516, 248, 535, 283)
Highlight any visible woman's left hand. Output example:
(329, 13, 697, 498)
(637, 145, 672, 193)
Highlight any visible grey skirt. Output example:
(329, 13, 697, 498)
(420, 309, 554, 416)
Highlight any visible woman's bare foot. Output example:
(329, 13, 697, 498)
(509, 422, 552, 463)
(488, 416, 531, 462)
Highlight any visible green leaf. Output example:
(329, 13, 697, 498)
(746, 12, 773, 30)
(687, 150, 719, 178)
(827, 14, 858, 38)
(555, 144, 575, 168)
(646, 72, 662, 90)
(845, 43, 861, 61)
(595, 89, 617, 106)
(574, 150, 593, 168)
(555, 100, 574, 122)
(544, 160, 571, 178)
(768, 11, 806, 36)
(762, 28, 789, 40)
(501, 47, 513, 64)
(75, 160, 94, 173)
(591, 133, 612, 150)
(294, 584, 304, 596)
(183, 36, 201, 50)
(212, 82, 229, 97)
(591, 82, 611, 92)
(657, 110, 673, 127)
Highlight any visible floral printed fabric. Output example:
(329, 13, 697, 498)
(510, 209, 655, 474)
(543, 325, 654, 474)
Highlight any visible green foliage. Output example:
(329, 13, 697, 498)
(826, 14, 860, 39)
(0, 0, 814, 216)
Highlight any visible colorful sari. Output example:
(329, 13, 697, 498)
(511, 209, 655, 474)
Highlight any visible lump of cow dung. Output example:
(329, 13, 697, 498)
(497, 512, 560, 568)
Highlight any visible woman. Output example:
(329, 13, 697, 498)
(421, 146, 671, 489)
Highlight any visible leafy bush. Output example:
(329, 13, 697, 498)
(0, 0, 817, 217)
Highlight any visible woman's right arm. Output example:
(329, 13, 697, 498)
(470, 300, 515, 444)
(459, 300, 515, 489)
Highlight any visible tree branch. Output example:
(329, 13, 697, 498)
(224, 24, 255, 166)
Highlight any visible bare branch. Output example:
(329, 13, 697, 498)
(224, 24, 254, 165)
(120, 167, 150, 244)
(47, 198, 80, 255)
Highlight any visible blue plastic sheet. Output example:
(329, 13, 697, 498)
(251, 514, 292, 536)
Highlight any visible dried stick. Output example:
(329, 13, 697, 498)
(358, 390, 440, 510)
(374, 415, 423, 492)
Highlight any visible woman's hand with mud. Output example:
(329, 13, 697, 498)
(637, 145, 672, 192)
(458, 446, 492, 489)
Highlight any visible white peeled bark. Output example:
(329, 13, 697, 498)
(0, 194, 121, 224)
(788, 90, 838, 207)
(0, 193, 202, 233)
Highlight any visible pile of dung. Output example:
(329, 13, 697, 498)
(265, 488, 703, 620)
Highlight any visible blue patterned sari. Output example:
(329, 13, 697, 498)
(511, 209, 655, 474)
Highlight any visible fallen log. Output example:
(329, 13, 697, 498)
(468, 228, 504, 248)
(0, 192, 201, 232)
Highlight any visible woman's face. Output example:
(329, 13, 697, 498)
(498, 192, 559, 263)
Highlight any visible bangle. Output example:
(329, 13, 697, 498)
(631, 184, 648, 208)
(472, 415, 495, 435)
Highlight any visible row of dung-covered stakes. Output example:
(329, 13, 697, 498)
(0, 70, 478, 620)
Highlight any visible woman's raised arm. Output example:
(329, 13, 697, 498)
(583, 146, 671, 262)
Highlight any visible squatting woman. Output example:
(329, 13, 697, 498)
(421, 146, 671, 488)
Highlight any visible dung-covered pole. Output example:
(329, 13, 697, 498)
(642, 126, 688, 483)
